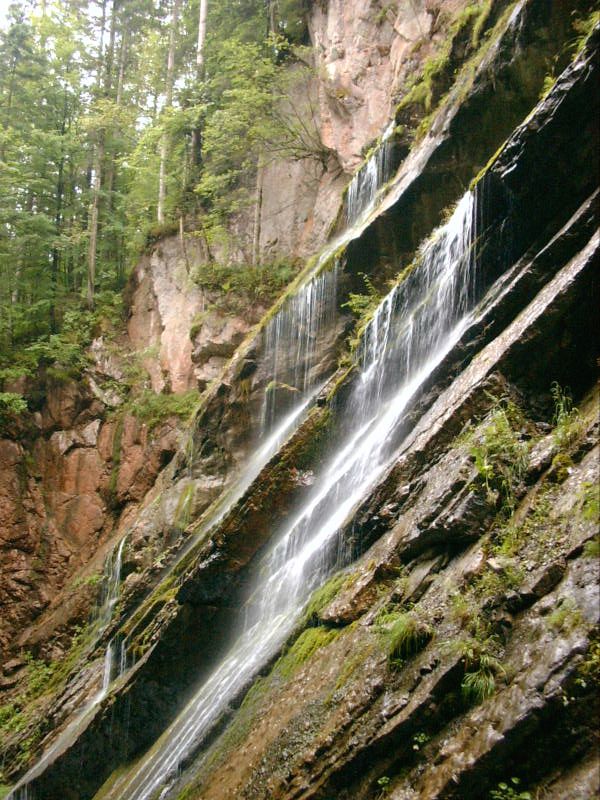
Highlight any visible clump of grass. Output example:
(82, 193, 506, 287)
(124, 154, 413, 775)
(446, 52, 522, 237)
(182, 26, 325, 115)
(448, 635, 505, 705)
(379, 611, 432, 669)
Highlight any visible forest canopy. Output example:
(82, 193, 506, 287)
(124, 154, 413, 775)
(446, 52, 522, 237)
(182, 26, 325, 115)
(0, 0, 315, 368)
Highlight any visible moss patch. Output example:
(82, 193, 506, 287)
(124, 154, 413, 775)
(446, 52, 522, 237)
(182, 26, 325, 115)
(275, 627, 340, 681)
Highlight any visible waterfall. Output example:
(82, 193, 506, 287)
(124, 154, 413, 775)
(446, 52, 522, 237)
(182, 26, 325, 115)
(346, 121, 395, 225)
(260, 261, 339, 433)
(7, 537, 128, 800)
(100, 192, 486, 800)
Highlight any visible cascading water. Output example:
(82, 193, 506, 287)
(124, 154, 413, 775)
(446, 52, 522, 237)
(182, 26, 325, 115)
(100, 191, 489, 800)
(346, 121, 395, 225)
(7, 537, 127, 800)
(260, 262, 339, 433)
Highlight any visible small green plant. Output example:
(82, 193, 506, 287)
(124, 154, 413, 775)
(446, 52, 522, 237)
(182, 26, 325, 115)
(376, 775, 392, 796)
(551, 382, 583, 450)
(489, 776, 531, 800)
(461, 653, 500, 704)
(412, 731, 430, 751)
(342, 272, 383, 342)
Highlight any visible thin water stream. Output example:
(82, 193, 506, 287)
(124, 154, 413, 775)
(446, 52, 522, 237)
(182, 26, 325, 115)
(8, 537, 128, 800)
(99, 191, 487, 800)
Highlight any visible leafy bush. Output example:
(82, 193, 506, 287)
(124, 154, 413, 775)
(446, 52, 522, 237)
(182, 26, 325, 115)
(0, 392, 27, 423)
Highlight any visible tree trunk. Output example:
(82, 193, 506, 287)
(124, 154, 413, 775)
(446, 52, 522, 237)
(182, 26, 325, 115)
(87, 138, 104, 309)
(252, 156, 264, 267)
(190, 0, 207, 173)
(157, 0, 181, 224)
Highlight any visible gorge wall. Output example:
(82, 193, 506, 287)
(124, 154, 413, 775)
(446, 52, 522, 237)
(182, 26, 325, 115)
(0, 2, 598, 800)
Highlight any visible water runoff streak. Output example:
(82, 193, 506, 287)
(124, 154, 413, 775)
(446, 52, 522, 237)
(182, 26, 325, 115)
(346, 121, 395, 225)
(102, 191, 490, 800)
(7, 537, 128, 800)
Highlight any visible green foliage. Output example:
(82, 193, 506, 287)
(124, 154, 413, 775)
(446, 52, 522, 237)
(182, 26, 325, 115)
(128, 390, 199, 431)
(583, 536, 600, 559)
(275, 627, 340, 680)
(489, 777, 531, 800)
(0, 391, 27, 423)
(551, 382, 583, 450)
(570, 10, 600, 56)
(343, 273, 384, 351)
(396, 1, 492, 116)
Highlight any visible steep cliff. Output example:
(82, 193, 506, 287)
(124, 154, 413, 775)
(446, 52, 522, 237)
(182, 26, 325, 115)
(0, 2, 598, 800)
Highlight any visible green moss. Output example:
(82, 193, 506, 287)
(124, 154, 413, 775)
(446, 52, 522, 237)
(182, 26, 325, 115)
(396, 1, 492, 117)
(303, 572, 348, 625)
(580, 482, 600, 525)
(174, 484, 195, 530)
(275, 627, 340, 680)
(548, 598, 583, 632)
